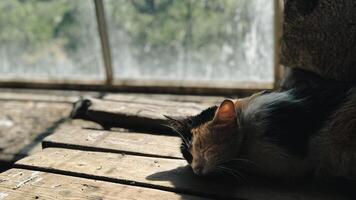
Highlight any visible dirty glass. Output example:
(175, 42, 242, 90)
(105, 0, 274, 82)
(0, 0, 104, 80)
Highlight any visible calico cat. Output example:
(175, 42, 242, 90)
(167, 69, 356, 181)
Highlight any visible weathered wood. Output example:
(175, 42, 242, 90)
(0, 92, 78, 103)
(0, 89, 99, 103)
(43, 126, 182, 159)
(0, 169, 207, 200)
(282, 0, 356, 81)
(273, 0, 284, 88)
(0, 100, 72, 163)
(0, 78, 271, 96)
(14, 148, 219, 198)
(72, 97, 210, 132)
(14, 148, 347, 200)
(94, 0, 114, 85)
(103, 93, 225, 105)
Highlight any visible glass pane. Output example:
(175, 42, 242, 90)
(105, 0, 274, 82)
(0, 0, 104, 80)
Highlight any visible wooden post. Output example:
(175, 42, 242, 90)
(273, 0, 283, 89)
(94, 0, 113, 85)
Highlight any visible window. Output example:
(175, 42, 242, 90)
(0, 0, 104, 81)
(0, 0, 280, 93)
(105, 0, 274, 83)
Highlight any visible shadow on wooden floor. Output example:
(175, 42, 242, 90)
(15, 117, 68, 160)
(0, 161, 12, 173)
(146, 166, 356, 200)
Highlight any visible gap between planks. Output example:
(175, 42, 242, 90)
(0, 168, 208, 200)
(42, 125, 183, 159)
(13, 148, 246, 200)
(11, 148, 345, 200)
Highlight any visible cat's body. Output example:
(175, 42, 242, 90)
(168, 69, 356, 181)
(235, 87, 352, 179)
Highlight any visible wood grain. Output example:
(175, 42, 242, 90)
(89, 97, 209, 119)
(13, 148, 346, 200)
(14, 148, 237, 199)
(103, 93, 223, 106)
(71, 97, 210, 132)
(0, 91, 81, 103)
(43, 126, 183, 159)
(0, 168, 207, 200)
(0, 101, 71, 163)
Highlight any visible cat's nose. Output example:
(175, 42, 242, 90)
(193, 166, 204, 176)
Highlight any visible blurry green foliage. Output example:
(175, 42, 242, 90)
(0, 0, 87, 53)
(0, 0, 102, 78)
(0, 0, 252, 60)
(0, 0, 272, 81)
(106, 0, 254, 77)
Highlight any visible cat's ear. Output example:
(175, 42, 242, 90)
(213, 99, 237, 124)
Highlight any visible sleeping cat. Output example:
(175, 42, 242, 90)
(167, 70, 356, 181)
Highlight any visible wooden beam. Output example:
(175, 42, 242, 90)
(273, 0, 283, 89)
(94, 0, 114, 85)
(0, 78, 272, 96)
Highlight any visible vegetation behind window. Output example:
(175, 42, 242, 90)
(0, 0, 104, 80)
(106, 0, 273, 82)
(0, 0, 274, 85)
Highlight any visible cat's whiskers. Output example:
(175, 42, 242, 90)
(216, 167, 239, 181)
(220, 166, 246, 181)
(216, 166, 246, 183)
(162, 124, 191, 147)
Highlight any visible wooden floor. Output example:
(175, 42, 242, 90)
(0, 91, 352, 199)
(0, 90, 81, 164)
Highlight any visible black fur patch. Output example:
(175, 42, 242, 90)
(263, 85, 350, 157)
(188, 105, 218, 128)
(167, 106, 217, 163)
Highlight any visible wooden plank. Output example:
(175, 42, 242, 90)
(0, 168, 207, 200)
(0, 92, 78, 103)
(43, 126, 182, 159)
(0, 78, 270, 96)
(0, 89, 100, 103)
(89, 97, 209, 118)
(14, 148, 234, 199)
(71, 97, 209, 132)
(14, 148, 346, 200)
(103, 93, 225, 105)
